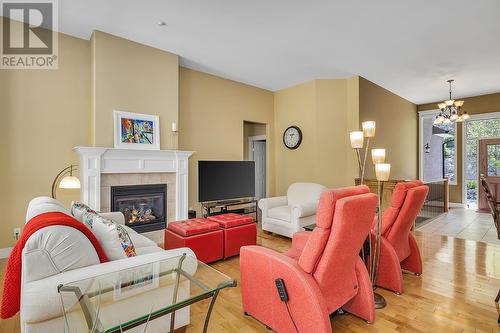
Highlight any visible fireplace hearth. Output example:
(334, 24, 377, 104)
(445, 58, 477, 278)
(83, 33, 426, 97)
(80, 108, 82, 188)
(111, 184, 167, 233)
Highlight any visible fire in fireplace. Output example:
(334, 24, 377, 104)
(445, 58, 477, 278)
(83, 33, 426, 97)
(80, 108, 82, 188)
(111, 184, 167, 233)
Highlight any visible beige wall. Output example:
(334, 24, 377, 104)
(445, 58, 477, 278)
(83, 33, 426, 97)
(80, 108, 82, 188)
(273, 78, 359, 195)
(0, 26, 91, 248)
(0, 29, 274, 247)
(178, 68, 275, 213)
(91, 31, 179, 148)
(418, 92, 500, 202)
(0, 22, 425, 250)
(359, 77, 417, 180)
(274, 81, 316, 195)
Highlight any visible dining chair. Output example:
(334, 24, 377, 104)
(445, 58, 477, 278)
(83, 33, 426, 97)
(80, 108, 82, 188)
(480, 175, 500, 323)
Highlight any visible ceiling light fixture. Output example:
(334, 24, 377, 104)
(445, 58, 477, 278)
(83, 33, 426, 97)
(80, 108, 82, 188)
(157, 20, 167, 26)
(433, 80, 469, 125)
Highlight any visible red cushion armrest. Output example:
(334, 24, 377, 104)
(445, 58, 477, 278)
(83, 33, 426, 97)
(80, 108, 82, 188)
(291, 231, 312, 252)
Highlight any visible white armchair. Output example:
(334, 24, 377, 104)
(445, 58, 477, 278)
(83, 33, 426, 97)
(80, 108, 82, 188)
(259, 182, 326, 237)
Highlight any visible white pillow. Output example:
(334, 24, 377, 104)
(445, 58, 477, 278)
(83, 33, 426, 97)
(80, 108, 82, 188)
(71, 202, 137, 260)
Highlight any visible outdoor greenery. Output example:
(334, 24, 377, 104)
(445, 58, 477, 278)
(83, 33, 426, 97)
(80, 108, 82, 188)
(466, 180, 477, 201)
(467, 180, 477, 190)
(466, 118, 500, 139)
(487, 144, 500, 176)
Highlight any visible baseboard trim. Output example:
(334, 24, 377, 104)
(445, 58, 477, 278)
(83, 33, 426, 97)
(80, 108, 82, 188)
(0, 247, 12, 259)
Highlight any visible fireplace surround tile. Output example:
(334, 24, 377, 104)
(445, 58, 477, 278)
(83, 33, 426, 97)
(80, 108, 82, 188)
(119, 174, 142, 185)
(101, 174, 120, 187)
(141, 173, 163, 184)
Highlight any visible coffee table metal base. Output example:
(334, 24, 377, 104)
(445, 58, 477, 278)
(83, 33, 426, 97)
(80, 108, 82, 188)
(58, 253, 236, 333)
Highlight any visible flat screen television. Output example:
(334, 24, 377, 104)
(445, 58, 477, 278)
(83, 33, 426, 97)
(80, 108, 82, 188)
(198, 161, 255, 202)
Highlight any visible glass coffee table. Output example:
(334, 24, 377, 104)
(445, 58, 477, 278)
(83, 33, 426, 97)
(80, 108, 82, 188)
(58, 253, 236, 333)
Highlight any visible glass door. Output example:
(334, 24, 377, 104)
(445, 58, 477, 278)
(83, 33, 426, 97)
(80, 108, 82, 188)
(464, 117, 500, 208)
(478, 138, 500, 212)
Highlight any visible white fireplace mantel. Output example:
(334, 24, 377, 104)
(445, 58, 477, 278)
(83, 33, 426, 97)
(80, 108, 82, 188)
(73, 147, 194, 220)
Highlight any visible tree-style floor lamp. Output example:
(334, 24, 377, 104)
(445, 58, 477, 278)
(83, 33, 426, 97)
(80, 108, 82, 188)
(51, 165, 81, 199)
(350, 121, 391, 309)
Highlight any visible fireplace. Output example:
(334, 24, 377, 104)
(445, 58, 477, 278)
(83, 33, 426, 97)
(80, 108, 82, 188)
(111, 184, 167, 233)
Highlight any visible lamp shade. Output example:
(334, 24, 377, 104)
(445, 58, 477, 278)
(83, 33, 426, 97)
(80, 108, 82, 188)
(362, 121, 376, 138)
(59, 175, 81, 189)
(350, 131, 364, 149)
(371, 149, 386, 164)
(438, 103, 446, 109)
(375, 163, 391, 181)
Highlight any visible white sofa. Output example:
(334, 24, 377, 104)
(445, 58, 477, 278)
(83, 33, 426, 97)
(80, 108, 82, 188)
(259, 182, 326, 238)
(20, 197, 196, 333)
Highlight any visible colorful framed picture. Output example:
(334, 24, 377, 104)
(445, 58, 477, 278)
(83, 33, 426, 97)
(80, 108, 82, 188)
(114, 111, 160, 150)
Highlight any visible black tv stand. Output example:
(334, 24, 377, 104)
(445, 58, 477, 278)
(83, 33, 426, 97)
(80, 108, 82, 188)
(216, 199, 242, 205)
(201, 198, 257, 221)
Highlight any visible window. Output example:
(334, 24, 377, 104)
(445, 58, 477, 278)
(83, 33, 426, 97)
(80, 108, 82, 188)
(419, 111, 457, 185)
(486, 144, 500, 176)
(464, 117, 500, 205)
(441, 123, 456, 182)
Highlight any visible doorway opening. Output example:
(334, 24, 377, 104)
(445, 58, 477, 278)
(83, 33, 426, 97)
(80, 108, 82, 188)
(463, 113, 500, 209)
(419, 110, 457, 184)
(244, 121, 267, 200)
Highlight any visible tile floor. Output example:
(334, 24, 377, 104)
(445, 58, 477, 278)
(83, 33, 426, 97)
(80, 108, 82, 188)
(417, 207, 500, 244)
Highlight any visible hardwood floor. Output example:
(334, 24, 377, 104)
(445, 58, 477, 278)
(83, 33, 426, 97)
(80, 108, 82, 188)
(1, 229, 499, 332)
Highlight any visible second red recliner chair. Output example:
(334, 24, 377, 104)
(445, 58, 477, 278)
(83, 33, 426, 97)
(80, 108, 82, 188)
(372, 180, 429, 294)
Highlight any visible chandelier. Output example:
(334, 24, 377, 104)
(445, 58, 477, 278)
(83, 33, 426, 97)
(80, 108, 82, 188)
(433, 79, 470, 125)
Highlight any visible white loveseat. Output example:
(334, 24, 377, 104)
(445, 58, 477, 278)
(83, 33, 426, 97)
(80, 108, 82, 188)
(258, 182, 326, 237)
(20, 197, 196, 333)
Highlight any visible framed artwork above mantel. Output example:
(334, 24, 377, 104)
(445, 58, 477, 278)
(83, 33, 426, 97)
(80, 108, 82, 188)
(113, 111, 160, 150)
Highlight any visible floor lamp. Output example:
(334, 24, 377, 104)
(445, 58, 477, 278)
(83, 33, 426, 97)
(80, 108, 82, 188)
(349, 121, 376, 185)
(372, 162, 390, 309)
(51, 165, 81, 199)
(350, 121, 390, 309)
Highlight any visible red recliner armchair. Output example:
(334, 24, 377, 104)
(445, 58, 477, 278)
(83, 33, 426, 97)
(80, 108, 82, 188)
(240, 185, 378, 333)
(373, 180, 429, 294)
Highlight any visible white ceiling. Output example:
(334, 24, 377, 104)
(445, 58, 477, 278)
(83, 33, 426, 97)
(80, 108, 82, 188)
(57, 0, 500, 104)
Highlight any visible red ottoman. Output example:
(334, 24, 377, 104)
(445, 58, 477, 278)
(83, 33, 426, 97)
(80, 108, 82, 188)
(207, 213, 257, 259)
(165, 218, 223, 263)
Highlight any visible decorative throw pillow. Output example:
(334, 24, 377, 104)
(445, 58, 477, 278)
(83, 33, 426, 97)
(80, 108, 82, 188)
(71, 202, 137, 260)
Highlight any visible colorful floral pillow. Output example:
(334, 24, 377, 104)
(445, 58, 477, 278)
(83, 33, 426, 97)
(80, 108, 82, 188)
(71, 202, 137, 260)
(71, 202, 98, 226)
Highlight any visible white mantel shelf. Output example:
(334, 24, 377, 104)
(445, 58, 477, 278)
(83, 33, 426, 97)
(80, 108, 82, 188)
(73, 147, 194, 221)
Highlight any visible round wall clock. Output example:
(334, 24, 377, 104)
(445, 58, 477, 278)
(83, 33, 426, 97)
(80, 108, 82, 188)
(283, 126, 302, 150)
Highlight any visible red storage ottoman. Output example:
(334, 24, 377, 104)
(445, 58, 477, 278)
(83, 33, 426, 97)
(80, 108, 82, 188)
(165, 218, 223, 263)
(207, 213, 257, 259)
